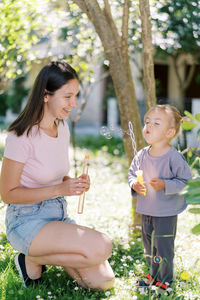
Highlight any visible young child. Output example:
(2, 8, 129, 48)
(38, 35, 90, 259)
(128, 104, 192, 294)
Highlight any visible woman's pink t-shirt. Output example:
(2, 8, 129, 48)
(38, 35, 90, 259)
(4, 122, 70, 188)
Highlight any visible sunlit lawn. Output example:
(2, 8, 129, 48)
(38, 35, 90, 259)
(0, 133, 200, 299)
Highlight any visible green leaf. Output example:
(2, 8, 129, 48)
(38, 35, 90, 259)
(191, 224, 200, 235)
(186, 195, 200, 205)
(195, 113, 200, 122)
(187, 150, 193, 158)
(185, 186, 200, 196)
(184, 110, 198, 122)
(187, 178, 200, 187)
(181, 122, 197, 130)
(188, 208, 200, 214)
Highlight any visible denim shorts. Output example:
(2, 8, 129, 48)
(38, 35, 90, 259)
(5, 197, 75, 255)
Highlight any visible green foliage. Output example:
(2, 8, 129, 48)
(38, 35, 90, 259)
(182, 111, 200, 130)
(0, 94, 8, 116)
(0, 0, 41, 80)
(0, 76, 29, 115)
(180, 178, 200, 205)
(59, 3, 102, 84)
(180, 110, 200, 234)
(152, 0, 200, 55)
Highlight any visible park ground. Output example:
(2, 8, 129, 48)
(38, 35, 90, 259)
(0, 134, 200, 300)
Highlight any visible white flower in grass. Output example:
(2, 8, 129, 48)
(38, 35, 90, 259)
(47, 292, 52, 295)
(138, 287, 146, 295)
(123, 263, 128, 267)
(105, 291, 111, 296)
(179, 281, 186, 287)
(137, 238, 141, 242)
(132, 296, 138, 300)
(136, 259, 140, 264)
(110, 261, 115, 266)
(123, 243, 130, 250)
(131, 241, 135, 245)
(56, 273, 61, 277)
(129, 270, 134, 276)
(167, 287, 172, 293)
(36, 296, 41, 299)
(127, 255, 133, 261)
(74, 286, 79, 290)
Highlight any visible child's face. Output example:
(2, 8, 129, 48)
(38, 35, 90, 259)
(143, 109, 174, 145)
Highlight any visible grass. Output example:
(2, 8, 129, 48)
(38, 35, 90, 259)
(0, 134, 200, 299)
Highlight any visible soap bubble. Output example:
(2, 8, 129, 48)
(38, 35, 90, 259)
(100, 126, 109, 136)
(105, 132, 112, 139)
(109, 125, 115, 131)
(117, 129, 124, 137)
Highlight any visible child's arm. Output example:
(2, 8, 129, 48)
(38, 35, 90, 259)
(150, 153, 192, 194)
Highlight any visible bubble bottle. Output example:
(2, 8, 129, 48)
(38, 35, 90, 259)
(135, 169, 146, 196)
(77, 155, 90, 214)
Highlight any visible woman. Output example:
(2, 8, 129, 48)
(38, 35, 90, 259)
(0, 61, 115, 290)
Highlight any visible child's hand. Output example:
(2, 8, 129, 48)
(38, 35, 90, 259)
(149, 178, 165, 190)
(132, 182, 146, 195)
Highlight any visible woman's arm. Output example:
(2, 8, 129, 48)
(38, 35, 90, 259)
(0, 158, 89, 204)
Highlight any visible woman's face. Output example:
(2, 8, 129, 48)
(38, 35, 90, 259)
(44, 79, 79, 120)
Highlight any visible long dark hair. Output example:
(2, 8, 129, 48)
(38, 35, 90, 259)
(8, 61, 78, 136)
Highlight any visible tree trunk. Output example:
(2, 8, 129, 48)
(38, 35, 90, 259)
(139, 0, 156, 110)
(73, 0, 145, 165)
(72, 0, 146, 228)
(172, 55, 196, 114)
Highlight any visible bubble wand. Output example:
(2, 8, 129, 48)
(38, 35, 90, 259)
(128, 121, 146, 196)
(77, 155, 90, 214)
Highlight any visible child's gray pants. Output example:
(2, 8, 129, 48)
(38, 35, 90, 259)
(142, 214, 177, 284)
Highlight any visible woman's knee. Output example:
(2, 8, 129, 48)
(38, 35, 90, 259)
(87, 273, 115, 291)
(89, 233, 113, 264)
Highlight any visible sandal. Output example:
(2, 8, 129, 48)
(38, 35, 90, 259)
(136, 273, 156, 287)
(156, 281, 172, 296)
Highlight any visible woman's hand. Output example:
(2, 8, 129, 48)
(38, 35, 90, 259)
(149, 178, 165, 190)
(132, 182, 146, 195)
(62, 175, 90, 196)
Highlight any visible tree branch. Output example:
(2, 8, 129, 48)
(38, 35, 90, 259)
(121, 0, 129, 50)
(184, 64, 196, 92)
(103, 0, 121, 45)
(172, 54, 183, 87)
(72, 0, 89, 15)
(139, 0, 156, 109)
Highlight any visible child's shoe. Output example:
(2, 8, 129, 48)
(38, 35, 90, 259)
(136, 273, 156, 287)
(155, 281, 172, 297)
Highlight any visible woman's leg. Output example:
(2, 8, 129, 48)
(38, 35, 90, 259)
(26, 221, 115, 290)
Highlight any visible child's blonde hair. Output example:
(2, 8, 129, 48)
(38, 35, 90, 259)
(144, 104, 182, 138)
